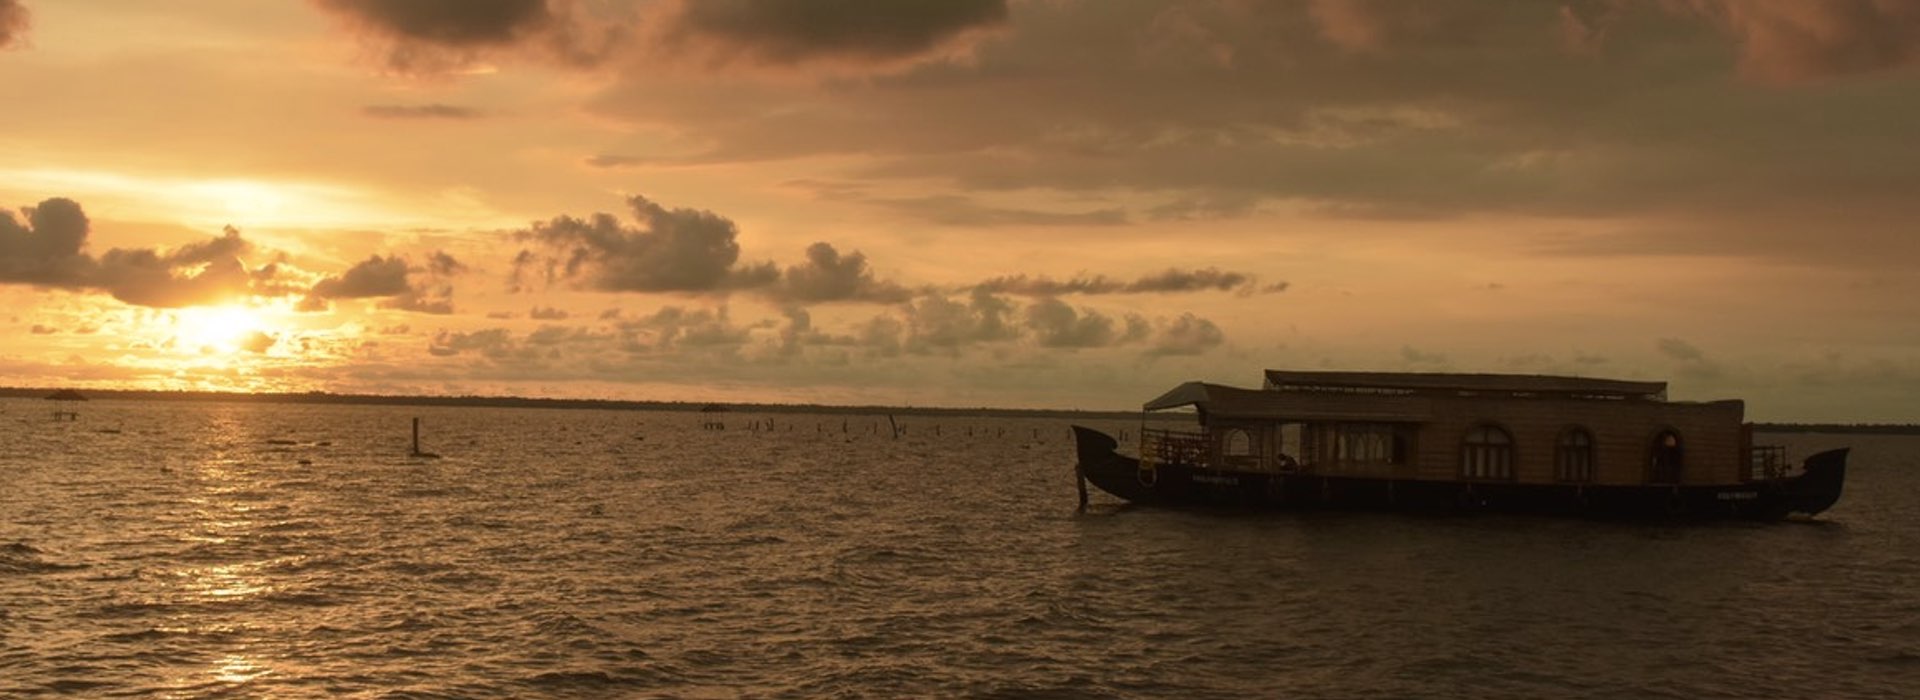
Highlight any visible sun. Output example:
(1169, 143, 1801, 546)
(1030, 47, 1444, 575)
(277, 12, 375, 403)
(173, 304, 271, 356)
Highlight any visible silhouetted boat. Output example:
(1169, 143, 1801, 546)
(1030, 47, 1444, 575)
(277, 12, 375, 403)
(1073, 370, 1846, 520)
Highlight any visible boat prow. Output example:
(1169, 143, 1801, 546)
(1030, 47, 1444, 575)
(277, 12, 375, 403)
(1787, 448, 1848, 516)
(1072, 425, 1154, 505)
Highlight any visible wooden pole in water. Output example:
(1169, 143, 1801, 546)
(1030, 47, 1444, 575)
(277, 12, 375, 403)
(1076, 462, 1089, 511)
(412, 417, 421, 454)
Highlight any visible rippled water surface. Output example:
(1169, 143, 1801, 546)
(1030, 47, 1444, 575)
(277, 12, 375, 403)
(2, 398, 1917, 698)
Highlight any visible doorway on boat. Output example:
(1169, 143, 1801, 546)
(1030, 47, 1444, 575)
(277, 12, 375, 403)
(1649, 429, 1684, 483)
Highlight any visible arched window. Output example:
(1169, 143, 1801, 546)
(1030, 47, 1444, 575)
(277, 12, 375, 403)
(1223, 429, 1253, 457)
(1462, 424, 1514, 480)
(1649, 429, 1684, 483)
(1555, 427, 1594, 482)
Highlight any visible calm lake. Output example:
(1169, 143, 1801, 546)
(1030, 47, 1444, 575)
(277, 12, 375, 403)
(2, 398, 1915, 698)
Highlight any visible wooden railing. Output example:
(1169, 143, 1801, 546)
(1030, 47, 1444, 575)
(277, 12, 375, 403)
(1141, 428, 1209, 467)
(1749, 445, 1789, 480)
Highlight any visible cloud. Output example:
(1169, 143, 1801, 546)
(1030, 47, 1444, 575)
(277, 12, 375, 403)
(313, 0, 1004, 75)
(303, 251, 465, 314)
(899, 289, 1019, 355)
(1023, 297, 1149, 349)
(616, 306, 755, 351)
(0, 197, 93, 286)
(315, 0, 551, 46)
(872, 195, 1129, 227)
(972, 267, 1279, 297)
(1150, 313, 1225, 356)
(312, 255, 411, 299)
(30, 323, 55, 335)
(584, 154, 646, 169)
(362, 103, 486, 120)
(530, 305, 569, 320)
(240, 331, 278, 354)
(565, 1, 1920, 272)
(94, 227, 256, 308)
(0, 0, 27, 49)
(778, 242, 911, 303)
(513, 194, 777, 294)
(1670, 0, 1920, 83)
(310, 0, 620, 72)
(1656, 336, 1724, 380)
(3, 199, 271, 308)
(1657, 337, 1706, 362)
(428, 327, 516, 358)
(660, 0, 1010, 67)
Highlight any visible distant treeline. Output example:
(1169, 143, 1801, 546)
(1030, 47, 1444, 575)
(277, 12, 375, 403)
(0, 386, 1142, 421)
(5, 386, 1910, 432)
(1753, 423, 1920, 435)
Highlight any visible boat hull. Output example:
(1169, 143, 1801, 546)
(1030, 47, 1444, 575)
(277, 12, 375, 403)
(1072, 426, 1846, 520)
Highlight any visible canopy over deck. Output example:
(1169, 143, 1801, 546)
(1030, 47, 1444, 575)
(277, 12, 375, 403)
(1262, 370, 1666, 400)
(1143, 381, 1432, 422)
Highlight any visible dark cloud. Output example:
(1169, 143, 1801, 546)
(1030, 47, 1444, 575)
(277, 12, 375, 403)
(310, 0, 622, 73)
(303, 252, 464, 315)
(972, 268, 1277, 297)
(426, 250, 467, 276)
(2, 199, 311, 308)
(313, 0, 551, 47)
(527, 323, 608, 347)
(0, 197, 93, 286)
(616, 306, 755, 351)
(1149, 313, 1225, 357)
(1023, 297, 1149, 349)
(513, 195, 777, 294)
(778, 242, 911, 303)
(362, 104, 485, 120)
(428, 328, 516, 358)
(900, 290, 1019, 355)
(873, 195, 1128, 227)
(94, 227, 255, 308)
(1669, 0, 1920, 83)
(312, 255, 411, 299)
(0, 0, 28, 49)
(530, 305, 569, 320)
(577, 1, 1920, 270)
(664, 0, 1010, 65)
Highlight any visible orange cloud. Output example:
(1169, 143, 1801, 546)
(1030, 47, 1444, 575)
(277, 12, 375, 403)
(0, 0, 26, 49)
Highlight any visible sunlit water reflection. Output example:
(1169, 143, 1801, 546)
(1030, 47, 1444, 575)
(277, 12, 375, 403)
(1, 398, 1916, 698)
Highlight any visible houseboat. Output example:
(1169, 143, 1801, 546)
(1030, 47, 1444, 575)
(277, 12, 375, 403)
(1072, 370, 1847, 520)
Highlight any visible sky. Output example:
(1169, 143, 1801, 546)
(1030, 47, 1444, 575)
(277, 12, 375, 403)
(1, 0, 1917, 422)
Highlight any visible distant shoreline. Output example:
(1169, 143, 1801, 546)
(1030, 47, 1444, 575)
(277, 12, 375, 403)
(2, 386, 1914, 433)
(0, 386, 1142, 421)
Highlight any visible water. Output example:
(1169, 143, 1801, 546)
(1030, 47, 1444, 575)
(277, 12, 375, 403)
(1, 398, 1915, 698)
